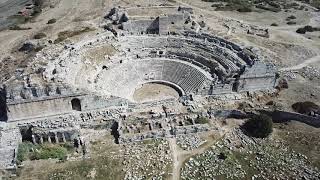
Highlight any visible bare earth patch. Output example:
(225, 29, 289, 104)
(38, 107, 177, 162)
(133, 83, 180, 103)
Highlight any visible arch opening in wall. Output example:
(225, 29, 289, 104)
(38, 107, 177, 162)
(71, 98, 82, 111)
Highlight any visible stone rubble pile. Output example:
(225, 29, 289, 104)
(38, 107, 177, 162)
(283, 71, 297, 81)
(300, 66, 320, 80)
(181, 128, 320, 179)
(121, 139, 172, 180)
(176, 134, 206, 151)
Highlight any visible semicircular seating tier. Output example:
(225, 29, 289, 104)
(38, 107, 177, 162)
(117, 33, 253, 80)
(96, 59, 213, 100)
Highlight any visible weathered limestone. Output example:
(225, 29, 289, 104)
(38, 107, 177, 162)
(0, 6, 279, 170)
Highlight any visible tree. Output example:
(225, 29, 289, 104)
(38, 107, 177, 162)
(292, 101, 319, 115)
(243, 114, 273, 138)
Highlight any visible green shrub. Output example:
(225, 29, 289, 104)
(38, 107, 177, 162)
(9, 25, 31, 30)
(31, 6, 42, 16)
(304, 25, 315, 32)
(33, 0, 44, 7)
(243, 114, 273, 138)
(296, 27, 306, 34)
(287, 21, 296, 25)
(54, 27, 94, 44)
(270, 23, 278, 26)
(287, 15, 297, 20)
(17, 142, 35, 163)
(31, 144, 67, 160)
(47, 18, 57, 24)
(195, 116, 209, 124)
(34, 32, 46, 39)
(237, 6, 252, 12)
(292, 101, 320, 115)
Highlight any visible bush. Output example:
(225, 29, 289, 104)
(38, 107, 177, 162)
(33, 0, 44, 7)
(9, 25, 31, 30)
(296, 27, 306, 34)
(242, 114, 273, 138)
(195, 116, 209, 124)
(31, 6, 42, 16)
(287, 21, 296, 25)
(54, 27, 94, 44)
(17, 142, 35, 163)
(47, 18, 57, 24)
(34, 32, 46, 39)
(237, 6, 252, 12)
(287, 15, 297, 20)
(17, 142, 69, 163)
(31, 144, 67, 160)
(270, 23, 278, 26)
(292, 101, 320, 115)
(276, 78, 289, 90)
(304, 25, 314, 32)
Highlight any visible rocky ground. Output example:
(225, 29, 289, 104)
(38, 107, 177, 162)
(121, 139, 173, 180)
(1, 0, 320, 180)
(176, 134, 206, 151)
(181, 128, 320, 180)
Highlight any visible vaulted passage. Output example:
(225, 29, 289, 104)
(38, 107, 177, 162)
(71, 98, 82, 111)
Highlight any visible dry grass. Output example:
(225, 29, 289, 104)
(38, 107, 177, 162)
(275, 121, 320, 169)
(15, 135, 124, 180)
(86, 45, 117, 64)
(54, 27, 95, 44)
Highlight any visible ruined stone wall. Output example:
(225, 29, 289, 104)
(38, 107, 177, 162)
(159, 14, 185, 35)
(119, 124, 210, 143)
(122, 13, 187, 35)
(211, 83, 233, 95)
(238, 62, 277, 92)
(7, 94, 128, 122)
(272, 110, 320, 128)
(81, 96, 128, 111)
(122, 18, 159, 34)
(238, 76, 276, 92)
(7, 96, 73, 121)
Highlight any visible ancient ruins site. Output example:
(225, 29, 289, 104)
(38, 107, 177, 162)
(0, 0, 320, 179)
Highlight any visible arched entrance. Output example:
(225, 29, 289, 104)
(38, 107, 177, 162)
(71, 98, 82, 111)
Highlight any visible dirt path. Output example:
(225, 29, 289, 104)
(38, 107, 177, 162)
(280, 55, 320, 71)
(168, 131, 224, 180)
(168, 138, 180, 180)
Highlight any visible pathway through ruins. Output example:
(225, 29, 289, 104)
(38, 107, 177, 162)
(280, 55, 320, 71)
(168, 132, 224, 180)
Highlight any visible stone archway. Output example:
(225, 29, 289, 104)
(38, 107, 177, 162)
(71, 98, 82, 111)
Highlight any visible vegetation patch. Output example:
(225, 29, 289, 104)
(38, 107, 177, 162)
(9, 25, 32, 31)
(296, 25, 320, 34)
(54, 27, 95, 44)
(275, 122, 320, 169)
(242, 114, 273, 138)
(292, 101, 320, 115)
(195, 116, 209, 124)
(47, 18, 57, 24)
(33, 32, 46, 39)
(47, 157, 123, 180)
(204, 0, 253, 12)
(17, 142, 72, 164)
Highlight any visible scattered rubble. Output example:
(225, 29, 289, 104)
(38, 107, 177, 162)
(299, 66, 320, 80)
(181, 129, 320, 179)
(176, 134, 206, 151)
(121, 139, 172, 180)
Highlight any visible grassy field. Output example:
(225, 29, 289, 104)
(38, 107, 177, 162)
(15, 135, 124, 180)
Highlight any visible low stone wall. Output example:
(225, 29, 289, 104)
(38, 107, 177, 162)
(272, 110, 320, 127)
(6, 94, 128, 122)
(119, 124, 210, 143)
